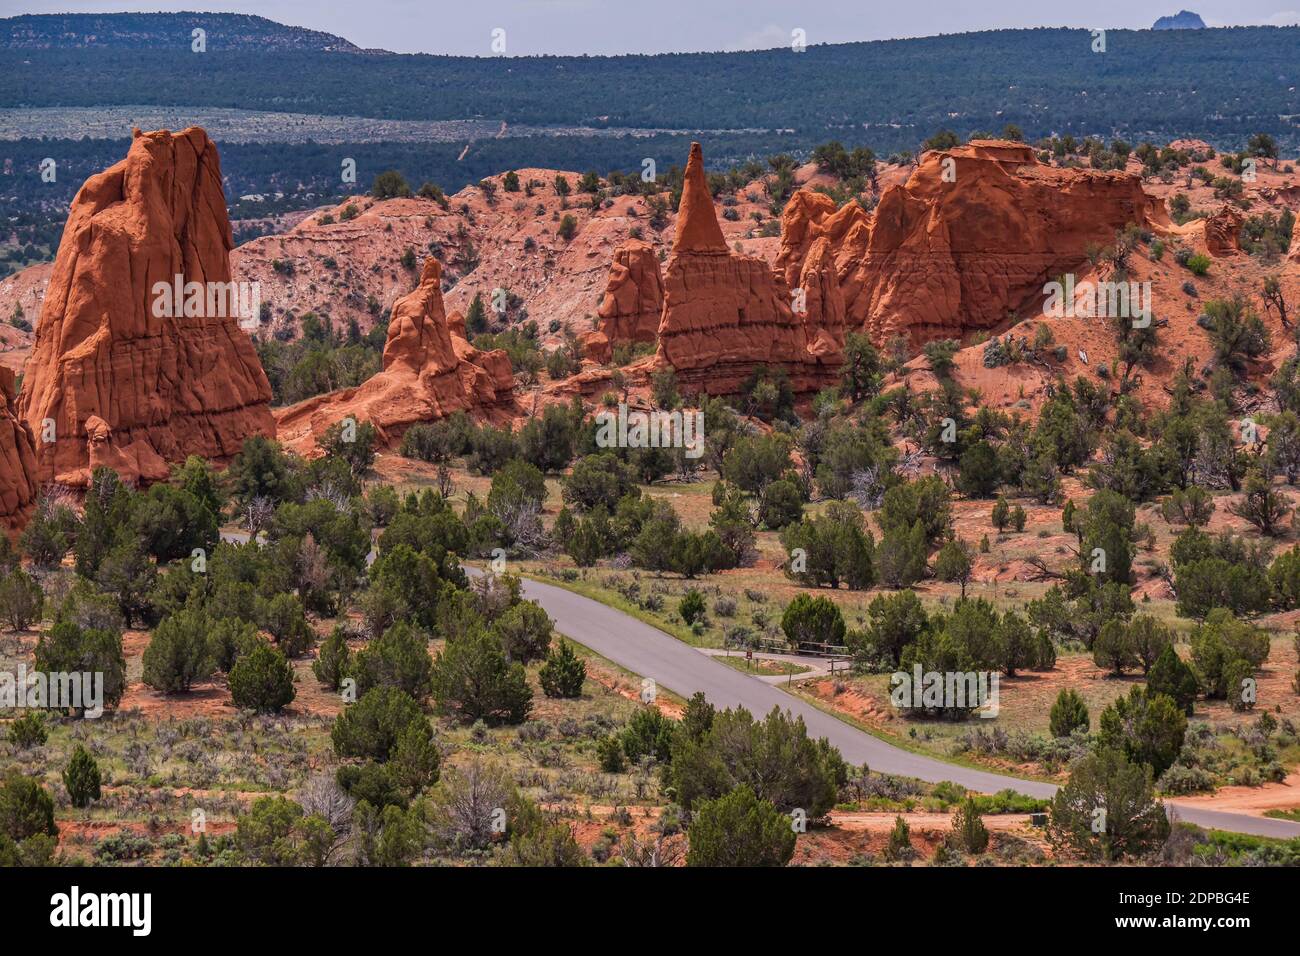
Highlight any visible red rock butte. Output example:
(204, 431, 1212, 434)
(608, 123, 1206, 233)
(778, 139, 1171, 348)
(650, 142, 843, 395)
(17, 127, 276, 485)
(274, 257, 514, 453)
(0, 367, 39, 532)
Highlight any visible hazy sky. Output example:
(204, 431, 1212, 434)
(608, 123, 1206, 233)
(3, 0, 1300, 54)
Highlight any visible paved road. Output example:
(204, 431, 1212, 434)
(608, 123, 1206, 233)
(506, 572, 1300, 840)
(699, 648, 834, 684)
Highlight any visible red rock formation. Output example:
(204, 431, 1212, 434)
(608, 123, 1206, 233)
(18, 127, 275, 486)
(776, 190, 869, 289)
(585, 240, 664, 362)
(798, 237, 847, 359)
(1205, 204, 1244, 257)
(0, 367, 39, 532)
(651, 143, 841, 394)
(778, 139, 1168, 348)
(274, 258, 513, 451)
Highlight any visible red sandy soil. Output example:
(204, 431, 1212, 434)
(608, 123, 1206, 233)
(558, 803, 1048, 865)
(794, 811, 1052, 865)
(117, 624, 345, 719)
(1169, 776, 1300, 817)
(225, 167, 775, 349)
(582, 659, 684, 720)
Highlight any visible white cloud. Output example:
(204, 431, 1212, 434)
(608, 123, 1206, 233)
(731, 23, 792, 51)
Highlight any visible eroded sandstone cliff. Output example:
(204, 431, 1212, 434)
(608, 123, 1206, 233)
(778, 139, 1169, 348)
(583, 239, 664, 363)
(0, 367, 38, 531)
(18, 127, 275, 485)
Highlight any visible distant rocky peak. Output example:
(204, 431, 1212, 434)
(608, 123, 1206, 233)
(1152, 10, 1207, 29)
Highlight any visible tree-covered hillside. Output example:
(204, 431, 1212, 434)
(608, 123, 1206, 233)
(0, 12, 360, 52)
(3, 25, 1299, 147)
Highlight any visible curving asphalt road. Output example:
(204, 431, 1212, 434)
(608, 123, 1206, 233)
(505, 572, 1300, 840)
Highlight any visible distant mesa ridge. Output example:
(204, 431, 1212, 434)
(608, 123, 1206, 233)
(1153, 10, 1206, 30)
(0, 12, 362, 52)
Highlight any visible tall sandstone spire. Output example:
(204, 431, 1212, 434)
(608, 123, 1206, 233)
(652, 142, 841, 395)
(672, 142, 728, 255)
(18, 127, 275, 485)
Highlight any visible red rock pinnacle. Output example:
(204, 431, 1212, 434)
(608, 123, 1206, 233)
(671, 142, 728, 255)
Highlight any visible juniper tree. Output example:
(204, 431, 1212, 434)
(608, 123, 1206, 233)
(951, 796, 990, 854)
(229, 642, 296, 714)
(686, 786, 796, 868)
(63, 746, 102, 809)
(1098, 686, 1187, 778)
(538, 639, 587, 699)
(1146, 643, 1200, 716)
(1047, 749, 1168, 862)
(1049, 688, 1090, 737)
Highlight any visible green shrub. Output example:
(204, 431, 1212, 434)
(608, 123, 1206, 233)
(63, 746, 102, 808)
(951, 797, 990, 853)
(7, 713, 46, 749)
(780, 594, 846, 649)
(228, 642, 296, 714)
(430, 629, 532, 726)
(1048, 688, 1090, 737)
(142, 607, 215, 693)
(885, 815, 914, 861)
(679, 590, 707, 627)
(539, 639, 586, 698)
(686, 785, 796, 867)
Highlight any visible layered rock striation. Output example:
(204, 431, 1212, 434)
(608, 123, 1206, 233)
(18, 127, 275, 485)
(1204, 204, 1243, 257)
(0, 367, 39, 531)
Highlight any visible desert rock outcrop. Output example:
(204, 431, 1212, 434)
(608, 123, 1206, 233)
(584, 240, 664, 362)
(17, 127, 275, 486)
(651, 143, 841, 394)
(0, 367, 39, 531)
(778, 139, 1169, 348)
(1204, 204, 1244, 257)
(274, 258, 513, 451)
